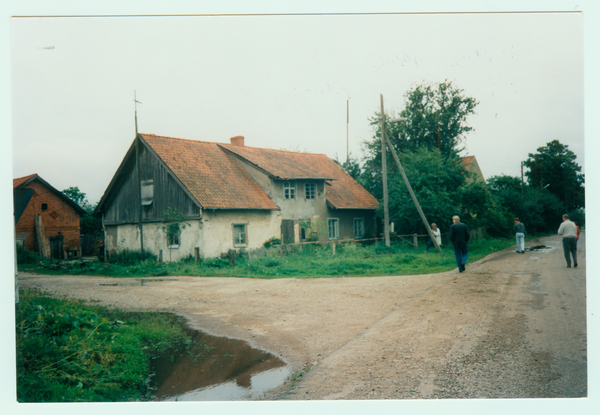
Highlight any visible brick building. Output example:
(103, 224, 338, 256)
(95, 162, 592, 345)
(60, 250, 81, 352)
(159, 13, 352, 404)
(13, 174, 86, 259)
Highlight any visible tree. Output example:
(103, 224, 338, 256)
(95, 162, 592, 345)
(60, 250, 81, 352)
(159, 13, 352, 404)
(62, 187, 103, 236)
(523, 140, 585, 212)
(366, 80, 478, 159)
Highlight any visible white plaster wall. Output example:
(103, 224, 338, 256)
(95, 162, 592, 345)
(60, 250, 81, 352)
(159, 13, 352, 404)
(200, 210, 282, 258)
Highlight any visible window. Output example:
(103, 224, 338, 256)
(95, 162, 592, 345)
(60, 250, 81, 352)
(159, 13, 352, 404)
(167, 223, 180, 248)
(283, 182, 296, 199)
(233, 223, 247, 246)
(305, 183, 316, 199)
(141, 179, 154, 206)
(328, 218, 339, 240)
(41, 203, 48, 211)
(354, 218, 365, 239)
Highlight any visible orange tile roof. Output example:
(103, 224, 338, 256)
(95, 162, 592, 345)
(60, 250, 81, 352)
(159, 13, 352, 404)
(220, 143, 378, 210)
(13, 173, 37, 189)
(141, 134, 279, 210)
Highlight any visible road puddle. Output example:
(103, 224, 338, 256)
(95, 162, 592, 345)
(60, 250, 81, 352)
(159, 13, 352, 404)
(526, 245, 551, 251)
(150, 326, 288, 401)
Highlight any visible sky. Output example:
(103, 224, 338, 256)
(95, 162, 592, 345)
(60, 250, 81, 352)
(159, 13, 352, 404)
(9, 9, 585, 205)
(3, 2, 600, 415)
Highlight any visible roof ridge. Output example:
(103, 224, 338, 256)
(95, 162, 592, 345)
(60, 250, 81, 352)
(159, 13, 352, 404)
(219, 142, 327, 157)
(141, 133, 222, 146)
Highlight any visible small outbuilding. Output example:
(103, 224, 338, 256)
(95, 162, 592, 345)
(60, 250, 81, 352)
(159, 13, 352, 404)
(13, 174, 86, 259)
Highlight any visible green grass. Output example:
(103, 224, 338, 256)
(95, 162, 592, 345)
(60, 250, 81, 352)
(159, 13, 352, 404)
(18, 237, 518, 279)
(16, 289, 192, 402)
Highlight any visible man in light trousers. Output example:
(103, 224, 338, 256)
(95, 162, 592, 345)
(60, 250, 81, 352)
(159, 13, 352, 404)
(513, 218, 527, 253)
(558, 214, 578, 268)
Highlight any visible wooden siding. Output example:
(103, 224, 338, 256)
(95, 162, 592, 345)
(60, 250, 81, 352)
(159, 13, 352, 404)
(103, 142, 200, 224)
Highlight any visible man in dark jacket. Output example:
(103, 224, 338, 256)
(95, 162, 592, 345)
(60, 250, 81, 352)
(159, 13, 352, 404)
(449, 215, 470, 272)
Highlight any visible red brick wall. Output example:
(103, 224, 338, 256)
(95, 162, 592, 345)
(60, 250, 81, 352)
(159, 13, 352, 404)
(15, 181, 81, 253)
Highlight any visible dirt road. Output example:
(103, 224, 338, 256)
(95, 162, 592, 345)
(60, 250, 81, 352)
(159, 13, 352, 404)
(18, 234, 587, 400)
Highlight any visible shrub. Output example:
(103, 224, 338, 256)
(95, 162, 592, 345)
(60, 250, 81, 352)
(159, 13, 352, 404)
(263, 237, 281, 249)
(108, 250, 156, 266)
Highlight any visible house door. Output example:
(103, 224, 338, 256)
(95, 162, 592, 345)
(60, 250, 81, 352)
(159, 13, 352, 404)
(49, 234, 65, 261)
(281, 220, 295, 244)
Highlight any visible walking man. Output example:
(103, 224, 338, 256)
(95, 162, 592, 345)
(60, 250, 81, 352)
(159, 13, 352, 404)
(558, 214, 578, 268)
(513, 218, 527, 253)
(426, 223, 442, 252)
(449, 215, 470, 272)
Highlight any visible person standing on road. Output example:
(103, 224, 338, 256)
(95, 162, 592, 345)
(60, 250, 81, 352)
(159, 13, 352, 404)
(449, 215, 470, 273)
(513, 218, 527, 253)
(426, 223, 442, 252)
(558, 214, 578, 268)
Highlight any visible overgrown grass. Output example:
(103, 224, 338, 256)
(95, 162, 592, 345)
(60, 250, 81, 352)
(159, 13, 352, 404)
(18, 237, 518, 279)
(16, 289, 192, 402)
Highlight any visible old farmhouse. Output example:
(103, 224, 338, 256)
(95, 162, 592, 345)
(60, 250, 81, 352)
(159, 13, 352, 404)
(94, 134, 379, 261)
(14, 174, 86, 259)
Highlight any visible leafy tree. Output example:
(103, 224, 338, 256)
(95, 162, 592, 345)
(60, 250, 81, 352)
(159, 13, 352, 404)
(523, 140, 585, 212)
(366, 81, 478, 159)
(62, 187, 103, 236)
(333, 154, 363, 183)
(487, 174, 564, 234)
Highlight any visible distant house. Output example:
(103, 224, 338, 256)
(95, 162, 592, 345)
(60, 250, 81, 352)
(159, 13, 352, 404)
(94, 134, 379, 261)
(459, 155, 485, 183)
(13, 174, 86, 259)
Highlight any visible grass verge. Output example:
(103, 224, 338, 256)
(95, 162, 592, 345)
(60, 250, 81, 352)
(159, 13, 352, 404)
(18, 237, 519, 279)
(15, 289, 192, 402)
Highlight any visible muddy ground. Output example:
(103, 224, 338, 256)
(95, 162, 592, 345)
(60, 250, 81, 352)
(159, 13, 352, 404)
(17, 234, 587, 402)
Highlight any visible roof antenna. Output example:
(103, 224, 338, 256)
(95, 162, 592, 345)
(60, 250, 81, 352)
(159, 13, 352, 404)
(134, 90, 142, 135)
(346, 93, 350, 162)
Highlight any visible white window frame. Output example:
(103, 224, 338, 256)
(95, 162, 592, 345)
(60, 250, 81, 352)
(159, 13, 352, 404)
(283, 182, 296, 200)
(328, 218, 339, 240)
(233, 223, 248, 247)
(354, 218, 365, 239)
(305, 183, 316, 199)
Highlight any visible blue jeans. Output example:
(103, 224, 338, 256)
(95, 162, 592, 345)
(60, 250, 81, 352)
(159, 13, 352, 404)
(515, 232, 525, 252)
(454, 247, 468, 269)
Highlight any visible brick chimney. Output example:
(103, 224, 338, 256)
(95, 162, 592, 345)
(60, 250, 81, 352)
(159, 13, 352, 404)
(230, 136, 245, 147)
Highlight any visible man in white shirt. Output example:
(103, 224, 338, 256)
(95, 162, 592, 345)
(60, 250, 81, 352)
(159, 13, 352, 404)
(558, 214, 578, 268)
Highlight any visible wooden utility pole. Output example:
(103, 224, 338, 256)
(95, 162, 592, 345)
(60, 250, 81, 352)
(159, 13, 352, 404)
(134, 91, 144, 252)
(380, 94, 391, 247)
(382, 126, 441, 252)
(380, 93, 441, 253)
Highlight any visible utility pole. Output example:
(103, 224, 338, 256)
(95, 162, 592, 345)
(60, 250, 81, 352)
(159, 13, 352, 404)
(380, 94, 391, 247)
(134, 91, 144, 252)
(346, 98, 349, 162)
(521, 161, 525, 216)
(380, 93, 441, 252)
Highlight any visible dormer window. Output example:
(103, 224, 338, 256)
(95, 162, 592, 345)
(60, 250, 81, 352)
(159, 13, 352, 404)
(283, 182, 296, 199)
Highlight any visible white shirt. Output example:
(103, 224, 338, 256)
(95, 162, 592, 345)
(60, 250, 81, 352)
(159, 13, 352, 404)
(558, 219, 578, 238)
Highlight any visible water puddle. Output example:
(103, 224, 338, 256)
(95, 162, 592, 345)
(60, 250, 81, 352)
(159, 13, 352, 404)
(526, 245, 551, 252)
(98, 278, 177, 287)
(150, 326, 288, 401)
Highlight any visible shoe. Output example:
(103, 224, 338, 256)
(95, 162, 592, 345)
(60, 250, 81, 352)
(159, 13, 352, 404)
(567, 265, 571, 268)
(574, 262, 578, 268)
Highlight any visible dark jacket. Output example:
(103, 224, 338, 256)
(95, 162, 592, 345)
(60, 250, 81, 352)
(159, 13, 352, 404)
(513, 222, 526, 235)
(449, 221, 470, 249)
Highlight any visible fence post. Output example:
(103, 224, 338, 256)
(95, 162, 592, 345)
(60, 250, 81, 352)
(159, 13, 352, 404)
(229, 249, 236, 266)
(195, 247, 200, 263)
(158, 250, 163, 263)
(331, 242, 336, 257)
(413, 234, 418, 248)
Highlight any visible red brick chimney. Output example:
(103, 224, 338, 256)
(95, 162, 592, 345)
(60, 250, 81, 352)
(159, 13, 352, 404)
(230, 136, 245, 147)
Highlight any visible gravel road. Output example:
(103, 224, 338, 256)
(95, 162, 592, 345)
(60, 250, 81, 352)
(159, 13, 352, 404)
(18, 234, 587, 401)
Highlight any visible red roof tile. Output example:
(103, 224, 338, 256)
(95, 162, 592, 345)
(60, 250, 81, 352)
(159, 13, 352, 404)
(141, 134, 279, 210)
(13, 174, 37, 189)
(220, 144, 378, 210)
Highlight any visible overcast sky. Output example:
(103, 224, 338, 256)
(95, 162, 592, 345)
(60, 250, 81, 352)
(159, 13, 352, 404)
(10, 10, 585, 204)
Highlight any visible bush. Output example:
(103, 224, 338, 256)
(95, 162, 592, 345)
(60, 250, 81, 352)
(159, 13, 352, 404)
(263, 237, 281, 249)
(16, 246, 42, 265)
(108, 250, 156, 266)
